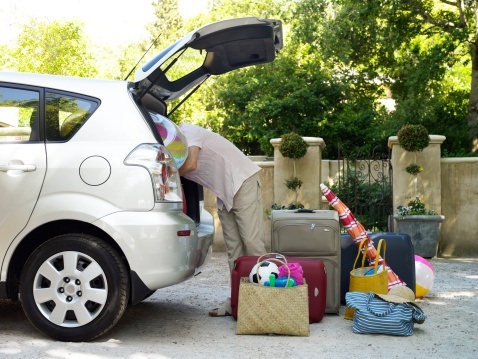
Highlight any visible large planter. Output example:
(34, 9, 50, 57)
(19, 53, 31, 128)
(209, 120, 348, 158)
(393, 215, 445, 258)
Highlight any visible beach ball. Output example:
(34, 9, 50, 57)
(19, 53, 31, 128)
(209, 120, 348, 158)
(151, 113, 188, 168)
(415, 255, 435, 298)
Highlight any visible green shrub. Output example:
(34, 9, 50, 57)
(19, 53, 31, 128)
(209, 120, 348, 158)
(279, 132, 309, 159)
(396, 197, 438, 218)
(397, 124, 429, 152)
(326, 168, 392, 231)
(405, 163, 423, 176)
(285, 176, 303, 191)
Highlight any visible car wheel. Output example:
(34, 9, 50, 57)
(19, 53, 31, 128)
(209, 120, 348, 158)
(19, 234, 129, 342)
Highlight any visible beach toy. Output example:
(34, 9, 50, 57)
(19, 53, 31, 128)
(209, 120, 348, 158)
(152, 113, 188, 168)
(320, 183, 404, 289)
(415, 255, 435, 298)
(249, 261, 280, 285)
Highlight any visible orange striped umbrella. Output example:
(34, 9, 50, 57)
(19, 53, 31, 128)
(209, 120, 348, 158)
(320, 183, 404, 289)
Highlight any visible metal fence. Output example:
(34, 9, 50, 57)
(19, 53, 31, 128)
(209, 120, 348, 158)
(331, 144, 393, 232)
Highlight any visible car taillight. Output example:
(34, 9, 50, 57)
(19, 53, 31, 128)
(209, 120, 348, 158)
(177, 230, 191, 236)
(125, 144, 183, 203)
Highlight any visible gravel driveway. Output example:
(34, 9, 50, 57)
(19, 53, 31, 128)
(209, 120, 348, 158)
(0, 252, 477, 358)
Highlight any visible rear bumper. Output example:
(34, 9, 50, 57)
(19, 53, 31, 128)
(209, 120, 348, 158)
(196, 203, 214, 269)
(94, 207, 214, 291)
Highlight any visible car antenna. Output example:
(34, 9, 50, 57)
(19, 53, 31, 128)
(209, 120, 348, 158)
(123, 32, 162, 81)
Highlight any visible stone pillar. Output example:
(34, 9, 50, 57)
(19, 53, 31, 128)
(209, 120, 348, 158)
(388, 135, 446, 216)
(270, 137, 326, 209)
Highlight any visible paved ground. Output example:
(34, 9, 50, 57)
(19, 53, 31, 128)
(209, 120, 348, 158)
(0, 252, 477, 359)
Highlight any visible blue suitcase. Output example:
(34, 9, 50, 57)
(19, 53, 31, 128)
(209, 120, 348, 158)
(341, 232, 416, 304)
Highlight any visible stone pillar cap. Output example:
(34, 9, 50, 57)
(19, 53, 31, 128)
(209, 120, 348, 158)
(270, 137, 326, 149)
(388, 135, 446, 148)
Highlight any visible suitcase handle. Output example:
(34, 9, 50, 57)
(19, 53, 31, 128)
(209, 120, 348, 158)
(257, 252, 288, 264)
(295, 208, 314, 213)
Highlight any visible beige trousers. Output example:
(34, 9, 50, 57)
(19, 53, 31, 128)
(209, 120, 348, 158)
(218, 172, 267, 272)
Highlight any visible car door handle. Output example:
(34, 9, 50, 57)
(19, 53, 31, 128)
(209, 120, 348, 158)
(0, 164, 37, 172)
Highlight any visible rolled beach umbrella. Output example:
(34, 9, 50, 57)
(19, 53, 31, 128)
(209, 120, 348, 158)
(320, 183, 404, 289)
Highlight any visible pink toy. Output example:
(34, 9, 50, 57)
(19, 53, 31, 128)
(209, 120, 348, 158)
(278, 263, 304, 285)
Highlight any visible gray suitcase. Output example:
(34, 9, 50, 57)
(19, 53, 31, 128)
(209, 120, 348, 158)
(270, 209, 341, 313)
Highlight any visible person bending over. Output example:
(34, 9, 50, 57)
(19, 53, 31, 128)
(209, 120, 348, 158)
(179, 123, 267, 317)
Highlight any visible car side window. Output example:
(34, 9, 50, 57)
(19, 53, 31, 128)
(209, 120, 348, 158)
(46, 92, 99, 141)
(0, 86, 40, 143)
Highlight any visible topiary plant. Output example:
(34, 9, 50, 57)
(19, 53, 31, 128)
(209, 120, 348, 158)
(405, 163, 423, 176)
(279, 132, 309, 159)
(279, 132, 309, 207)
(285, 176, 303, 192)
(397, 124, 429, 152)
(397, 124, 429, 197)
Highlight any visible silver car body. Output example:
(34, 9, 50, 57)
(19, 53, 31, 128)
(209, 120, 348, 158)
(0, 72, 211, 291)
(0, 17, 283, 341)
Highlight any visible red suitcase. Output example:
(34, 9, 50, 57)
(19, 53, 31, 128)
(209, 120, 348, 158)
(231, 255, 327, 323)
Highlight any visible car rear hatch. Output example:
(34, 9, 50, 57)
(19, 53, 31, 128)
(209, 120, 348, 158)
(132, 17, 283, 108)
(130, 17, 282, 244)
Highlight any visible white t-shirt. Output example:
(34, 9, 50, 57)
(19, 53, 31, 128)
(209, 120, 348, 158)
(179, 123, 260, 211)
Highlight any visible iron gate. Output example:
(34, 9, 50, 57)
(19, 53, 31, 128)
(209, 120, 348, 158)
(331, 144, 393, 232)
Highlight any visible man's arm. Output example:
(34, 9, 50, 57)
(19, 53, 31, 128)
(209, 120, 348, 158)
(179, 146, 200, 175)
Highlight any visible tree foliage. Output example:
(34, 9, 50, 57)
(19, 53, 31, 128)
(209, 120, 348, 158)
(315, 0, 476, 155)
(5, 0, 478, 158)
(10, 20, 97, 77)
(118, 0, 477, 158)
(162, 0, 285, 139)
(148, 0, 184, 48)
(160, 0, 399, 156)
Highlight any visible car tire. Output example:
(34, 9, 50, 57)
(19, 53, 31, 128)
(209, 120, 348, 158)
(19, 234, 129, 342)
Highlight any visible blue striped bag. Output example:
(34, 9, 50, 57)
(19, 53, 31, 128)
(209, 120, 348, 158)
(345, 291, 426, 336)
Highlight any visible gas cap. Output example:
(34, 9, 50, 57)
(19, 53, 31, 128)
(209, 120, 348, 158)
(79, 156, 111, 186)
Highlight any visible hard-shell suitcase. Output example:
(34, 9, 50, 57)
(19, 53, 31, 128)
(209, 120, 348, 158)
(270, 209, 341, 314)
(340, 232, 416, 304)
(231, 255, 327, 323)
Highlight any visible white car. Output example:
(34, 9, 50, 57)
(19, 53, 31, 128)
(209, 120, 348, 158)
(0, 17, 283, 341)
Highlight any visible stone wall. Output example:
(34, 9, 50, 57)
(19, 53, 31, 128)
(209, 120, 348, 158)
(388, 135, 478, 257)
(204, 136, 478, 257)
(440, 157, 478, 257)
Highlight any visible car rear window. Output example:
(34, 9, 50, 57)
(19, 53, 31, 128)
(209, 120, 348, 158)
(46, 92, 99, 141)
(0, 86, 40, 142)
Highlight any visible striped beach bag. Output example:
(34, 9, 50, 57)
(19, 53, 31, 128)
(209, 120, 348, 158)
(345, 290, 426, 336)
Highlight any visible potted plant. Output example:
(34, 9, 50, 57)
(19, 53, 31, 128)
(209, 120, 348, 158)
(279, 132, 309, 208)
(393, 124, 445, 258)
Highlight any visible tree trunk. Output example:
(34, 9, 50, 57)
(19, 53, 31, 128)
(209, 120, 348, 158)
(468, 9, 478, 151)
